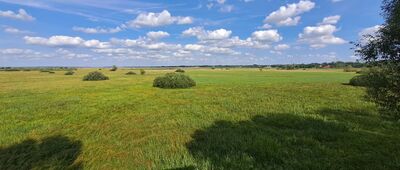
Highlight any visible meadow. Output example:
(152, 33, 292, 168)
(0, 68, 399, 169)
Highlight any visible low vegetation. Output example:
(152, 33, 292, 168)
(82, 71, 109, 81)
(65, 71, 75, 75)
(349, 75, 369, 87)
(153, 73, 196, 89)
(175, 69, 185, 73)
(125, 71, 137, 75)
(0, 69, 399, 169)
(140, 69, 146, 75)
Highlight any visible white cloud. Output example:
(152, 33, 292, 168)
(127, 10, 193, 28)
(251, 30, 282, 42)
(72, 26, 123, 34)
(24, 35, 110, 48)
(3, 26, 31, 34)
(219, 5, 234, 13)
(146, 31, 170, 39)
(359, 25, 382, 37)
(319, 15, 341, 25)
(0, 9, 35, 21)
(358, 25, 382, 44)
(299, 25, 346, 48)
(185, 44, 204, 51)
(298, 16, 346, 48)
(182, 27, 232, 40)
(274, 44, 290, 50)
(216, 0, 226, 4)
(264, 0, 315, 27)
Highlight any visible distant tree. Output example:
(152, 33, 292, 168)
(140, 69, 146, 75)
(354, 0, 400, 119)
(110, 65, 118, 71)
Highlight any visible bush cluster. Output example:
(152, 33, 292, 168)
(153, 73, 196, 89)
(65, 71, 75, 75)
(82, 71, 109, 81)
(175, 69, 185, 73)
(349, 75, 370, 87)
(125, 71, 137, 75)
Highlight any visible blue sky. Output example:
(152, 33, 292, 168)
(0, 0, 383, 66)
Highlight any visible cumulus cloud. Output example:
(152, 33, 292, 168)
(72, 26, 123, 34)
(127, 10, 193, 28)
(24, 35, 110, 48)
(0, 9, 35, 21)
(182, 27, 232, 40)
(146, 31, 170, 39)
(264, 0, 315, 27)
(298, 16, 346, 48)
(251, 30, 282, 42)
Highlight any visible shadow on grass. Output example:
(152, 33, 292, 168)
(186, 110, 400, 169)
(0, 135, 82, 169)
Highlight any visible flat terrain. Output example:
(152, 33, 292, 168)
(0, 68, 399, 169)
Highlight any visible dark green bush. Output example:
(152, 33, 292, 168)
(48, 71, 55, 74)
(82, 71, 109, 81)
(65, 71, 75, 75)
(349, 75, 370, 87)
(125, 71, 137, 75)
(175, 69, 185, 73)
(153, 73, 196, 89)
(110, 65, 117, 71)
(140, 69, 146, 75)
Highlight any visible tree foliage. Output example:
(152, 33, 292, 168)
(110, 65, 118, 71)
(354, 0, 400, 119)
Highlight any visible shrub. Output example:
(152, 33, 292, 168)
(153, 73, 196, 89)
(140, 69, 146, 75)
(349, 75, 370, 87)
(110, 65, 117, 71)
(48, 71, 55, 74)
(125, 71, 137, 75)
(343, 65, 358, 72)
(82, 71, 109, 81)
(175, 69, 185, 73)
(65, 71, 75, 75)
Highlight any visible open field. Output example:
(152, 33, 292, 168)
(0, 68, 399, 169)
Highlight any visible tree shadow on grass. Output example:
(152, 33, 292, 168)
(0, 135, 82, 170)
(187, 111, 400, 169)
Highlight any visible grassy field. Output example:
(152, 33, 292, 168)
(0, 68, 399, 169)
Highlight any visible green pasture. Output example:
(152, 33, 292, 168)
(0, 68, 399, 169)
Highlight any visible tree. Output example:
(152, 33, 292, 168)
(354, 0, 400, 119)
(110, 65, 118, 71)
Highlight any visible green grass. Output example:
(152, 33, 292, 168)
(0, 68, 399, 169)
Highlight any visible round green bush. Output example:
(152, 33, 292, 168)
(175, 69, 185, 73)
(48, 71, 55, 74)
(153, 73, 196, 89)
(349, 75, 369, 87)
(83, 71, 109, 81)
(65, 71, 75, 75)
(125, 71, 137, 75)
